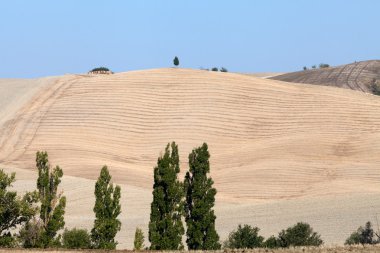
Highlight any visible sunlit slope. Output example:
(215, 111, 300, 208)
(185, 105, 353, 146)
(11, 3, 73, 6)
(1, 68, 380, 202)
(271, 60, 380, 94)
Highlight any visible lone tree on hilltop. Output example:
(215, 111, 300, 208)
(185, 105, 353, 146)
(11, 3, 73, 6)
(0, 170, 38, 247)
(88, 67, 113, 74)
(148, 142, 184, 250)
(173, 56, 180, 67)
(184, 143, 221, 250)
(36, 151, 66, 247)
(91, 166, 121, 249)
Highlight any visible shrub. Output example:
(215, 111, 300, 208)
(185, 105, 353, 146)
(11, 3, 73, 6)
(220, 67, 228, 72)
(0, 233, 17, 248)
(263, 235, 280, 248)
(311, 65, 316, 69)
(303, 66, 308, 71)
(18, 218, 44, 248)
(134, 227, 145, 250)
(345, 221, 379, 245)
(211, 67, 219, 71)
(223, 224, 264, 249)
(319, 63, 330, 68)
(277, 222, 323, 247)
(62, 228, 91, 249)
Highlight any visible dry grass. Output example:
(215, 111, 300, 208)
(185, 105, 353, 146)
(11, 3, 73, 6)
(2, 245, 380, 253)
(0, 68, 380, 248)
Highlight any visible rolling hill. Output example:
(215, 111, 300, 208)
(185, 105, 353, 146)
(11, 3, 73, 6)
(271, 60, 380, 94)
(0, 68, 380, 248)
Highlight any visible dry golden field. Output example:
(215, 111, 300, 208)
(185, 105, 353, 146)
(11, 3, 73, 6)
(1, 245, 380, 253)
(0, 68, 380, 249)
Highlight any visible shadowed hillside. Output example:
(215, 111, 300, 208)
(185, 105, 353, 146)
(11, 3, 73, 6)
(271, 60, 380, 94)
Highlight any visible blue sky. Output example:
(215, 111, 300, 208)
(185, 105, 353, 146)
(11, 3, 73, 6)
(1, 0, 379, 78)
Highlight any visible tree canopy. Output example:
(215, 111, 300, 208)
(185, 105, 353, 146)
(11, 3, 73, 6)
(184, 143, 220, 250)
(91, 166, 121, 249)
(149, 142, 184, 250)
(36, 151, 66, 247)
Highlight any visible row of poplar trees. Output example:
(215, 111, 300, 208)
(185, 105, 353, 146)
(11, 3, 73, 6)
(149, 142, 220, 250)
(0, 142, 218, 249)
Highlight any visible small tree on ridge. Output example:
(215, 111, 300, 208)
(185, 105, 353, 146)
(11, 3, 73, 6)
(173, 56, 179, 67)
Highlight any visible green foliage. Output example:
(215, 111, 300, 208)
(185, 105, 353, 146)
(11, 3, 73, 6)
(311, 65, 316, 69)
(148, 142, 184, 250)
(263, 235, 280, 248)
(223, 224, 264, 249)
(91, 166, 121, 249)
(319, 63, 330, 68)
(184, 143, 220, 250)
(36, 151, 66, 248)
(345, 221, 379, 245)
(134, 227, 145, 250)
(277, 222, 323, 247)
(173, 56, 179, 67)
(220, 67, 228, 72)
(62, 228, 91, 249)
(18, 218, 44, 248)
(303, 66, 308, 71)
(90, 67, 110, 72)
(0, 234, 17, 248)
(211, 67, 219, 71)
(0, 169, 38, 247)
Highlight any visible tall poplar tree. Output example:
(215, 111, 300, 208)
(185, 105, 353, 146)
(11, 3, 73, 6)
(184, 143, 221, 250)
(36, 151, 66, 247)
(148, 142, 184, 250)
(91, 166, 121, 249)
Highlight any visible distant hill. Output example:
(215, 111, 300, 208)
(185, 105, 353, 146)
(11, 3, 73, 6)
(1, 68, 380, 247)
(271, 60, 380, 94)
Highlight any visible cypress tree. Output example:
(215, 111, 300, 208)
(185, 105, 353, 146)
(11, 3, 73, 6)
(173, 56, 179, 67)
(91, 166, 121, 249)
(148, 142, 184, 250)
(36, 151, 66, 247)
(184, 143, 221, 250)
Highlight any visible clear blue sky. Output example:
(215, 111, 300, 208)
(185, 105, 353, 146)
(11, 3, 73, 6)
(1, 0, 379, 78)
